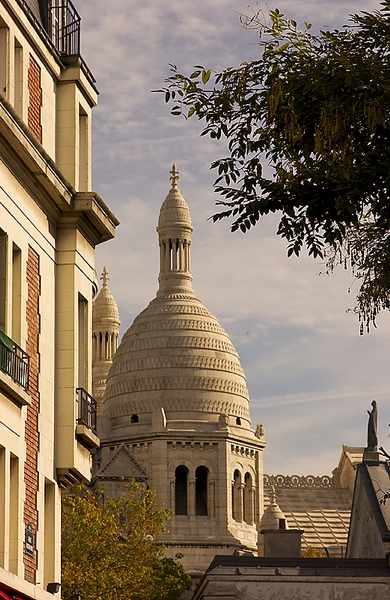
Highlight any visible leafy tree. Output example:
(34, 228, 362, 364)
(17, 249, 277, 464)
(61, 482, 191, 600)
(301, 545, 324, 558)
(160, 2, 390, 331)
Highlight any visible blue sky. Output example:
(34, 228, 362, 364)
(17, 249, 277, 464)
(76, 0, 390, 475)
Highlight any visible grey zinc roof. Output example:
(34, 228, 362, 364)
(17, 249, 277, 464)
(21, 0, 43, 25)
(264, 474, 352, 555)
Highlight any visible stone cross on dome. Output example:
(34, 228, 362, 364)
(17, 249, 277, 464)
(170, 164, 179, 188)
(100, 266, 109, 288)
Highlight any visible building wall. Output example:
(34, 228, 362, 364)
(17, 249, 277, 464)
(0, 0, 118, 598)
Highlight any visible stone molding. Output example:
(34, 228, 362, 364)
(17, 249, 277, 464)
(129, 317, 227, 335)
(154, 293, 197, 300)
(170, 441, 215, 450)
(263, 474, 333, 488)
(231, 445, 258, 459)
(138, 304, 213, 317)
(115, 335, 237, 355)
(108, 397, 250, 421)
(107, 375, 249, 398)
(109, 355, 245, 377)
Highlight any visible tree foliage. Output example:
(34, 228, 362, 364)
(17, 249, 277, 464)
(159, 2, 390, 331)
(61, 482, 191, 600)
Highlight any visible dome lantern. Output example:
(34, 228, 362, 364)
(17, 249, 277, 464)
(156, 165, 194, 296)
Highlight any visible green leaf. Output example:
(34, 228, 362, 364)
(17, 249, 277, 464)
(201, 70, 211, 84)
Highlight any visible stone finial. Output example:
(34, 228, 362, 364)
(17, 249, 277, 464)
(269, 486, 277, 505)
(101, 266, 109, 288)
(170, 164, 179, 189)
(255, 422, 265, 439)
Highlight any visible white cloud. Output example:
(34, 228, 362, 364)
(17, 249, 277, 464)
(82, 0, 389, 476)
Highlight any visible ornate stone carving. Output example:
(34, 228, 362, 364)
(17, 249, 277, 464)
(172, 441, 216, 451)
(115, 335, 237, 355)
(129, 318, 227, 335)
(231, 445, 257, 458)
(138, 304, 214, 317)
(108, 396, 250, 420)
(263, 474, 333, 488)
(109, 355, 245, 377)
(107, 376, 249, 398)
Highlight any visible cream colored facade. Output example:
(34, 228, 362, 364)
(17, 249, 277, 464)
(0, 0, 117, 598)
(93, 169, 266, 575)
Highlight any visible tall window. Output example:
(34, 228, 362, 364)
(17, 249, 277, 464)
(175, 466, 188, 515)
(79, 106, 88, 191)
(0, 229, 6, 332)
(11, 243, 21, 344)
(13, 39, 23, 116)
(9, 453, 19, 574)
(195, 466, 208, 516)
(44, 480, 56, 585)
(78, 294, 87, 389)
(232, 469, 242, 522)
(243, 472, 254, 525)
(0, 22, 8, 98)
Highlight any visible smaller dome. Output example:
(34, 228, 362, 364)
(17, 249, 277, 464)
(93, 267, 120, 324)
(260, 488, 289, 530)
(157, 165, 193, 231)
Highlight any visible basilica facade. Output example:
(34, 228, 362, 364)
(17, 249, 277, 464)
(92, 167, 266, 574)
(91, 167, 362, 577)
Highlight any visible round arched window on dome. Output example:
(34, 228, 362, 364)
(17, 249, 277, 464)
(175, 466, 188, 515)
(195, 466, 208, 516)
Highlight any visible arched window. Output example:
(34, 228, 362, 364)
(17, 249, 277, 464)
(130, 414, 139, 423)
(232, 469, 242, 522)
(243, 472, 254, 524)
(175, 466, 188, 515)
(195, 466, 208, 516)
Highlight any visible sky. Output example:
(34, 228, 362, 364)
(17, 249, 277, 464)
(76, 0, 389, 475)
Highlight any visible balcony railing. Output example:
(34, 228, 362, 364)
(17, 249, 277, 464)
(16, 0, 80, 56)
(76, 387, 97, 434)
(0, 330, 29, 390)
(49, 2, 81, 56)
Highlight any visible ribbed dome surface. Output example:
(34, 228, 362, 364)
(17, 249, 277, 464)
(158, 186, 192, 229)
(103, 167, 251, 438)
(93, 284, 120, 322)
(93, 267, 120, 323)
(103, 292, 250, 436)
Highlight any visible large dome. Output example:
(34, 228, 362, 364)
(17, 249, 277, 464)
(102, 167, 251, 439)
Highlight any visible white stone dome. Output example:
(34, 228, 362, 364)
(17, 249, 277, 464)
(102, 166, 251, 439)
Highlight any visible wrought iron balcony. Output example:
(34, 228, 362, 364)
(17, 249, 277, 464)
(16, 0, 81, 57)
(0, 330, 29, 390)
(76, 387, 97, 434)
(49, 2, 81, 56)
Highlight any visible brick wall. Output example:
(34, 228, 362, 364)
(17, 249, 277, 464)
(24, 246, 40, 583)
(27, 56, 42, 144)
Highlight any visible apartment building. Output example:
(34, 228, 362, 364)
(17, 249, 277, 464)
(0, 0, 118, 598)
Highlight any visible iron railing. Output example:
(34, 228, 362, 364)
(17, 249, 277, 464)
(16, 0, 80, 56)
(49, 2, 81, 56)
(76, 387, 97, 434)
(0, 329, 29, 390)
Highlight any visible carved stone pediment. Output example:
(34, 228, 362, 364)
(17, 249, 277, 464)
(95, 443, 148, 480)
